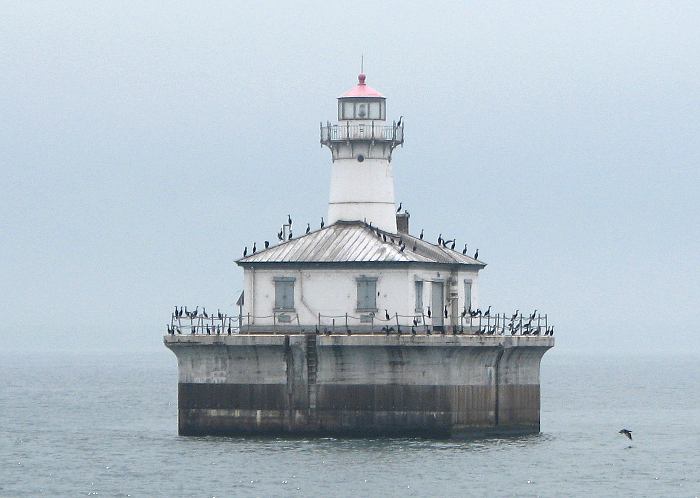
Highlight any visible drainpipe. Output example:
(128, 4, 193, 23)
(298, 270, 314, 320)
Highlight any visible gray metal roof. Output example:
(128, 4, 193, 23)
(236, 221, 485, 266)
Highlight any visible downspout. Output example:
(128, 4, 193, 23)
(298, 270, 314, 318)
(250, 267, 255, 324)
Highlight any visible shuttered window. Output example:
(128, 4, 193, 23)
(415, 280, 424, 312)
(274, 277, 295, 310)
(356, 277, 377, 311)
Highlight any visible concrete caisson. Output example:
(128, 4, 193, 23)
(165, 334, 553, 437)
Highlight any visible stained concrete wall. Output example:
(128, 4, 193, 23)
(165, 334, 553, 437)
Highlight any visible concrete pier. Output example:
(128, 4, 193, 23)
(165, 334, 553, 437)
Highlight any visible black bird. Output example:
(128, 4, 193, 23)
(437, 234, 443, 245)
(277, 229, 284, 241)
(529, 309, 538, 320)
(397, 202, 402, 213)
(399, 244, 405, 253)
(320, 217, 325, 229)
(450, 240, 455, 250)
(217, 309, 222, 319)
(216, 325, 221, 335)
(206, 326, 211, 335)
(193, 306, 199, 318)
(444, 306, 448, 319)
(202, 307, 208, 318)
(173, 306, 178, 317)
(549, 326, 555, 336)
(427, 306, 432, 318)
(411, 326, 416, 336)
(252, 242, 257, 254)
(184, 306, 189, 316)
(190, 326, 196, 335)
(511, 310, 519, 321)
(474, 249, 479, 260)
(619, 429, 633, 440)
(243, 246, 248, 257)
(397, 115, 403, 127)
(264, 240, 269, 249)
(483, 306, 491, 317)
(413, 318, 418, 326)
(462, 243, 468, 255)
(227, 325, 232, 335)
(346, 329, 352, 336)
(306, 223, 311, 234)
(177, 327, 182, 335)
(167, 325, 173, 335)
(382, 234, 387, 242)
(288, 231, 293, 240)
(419, 229, 424, 240)
(288, 214, 292, 226)
(179, 306, 184, 317)
(385, 309, 391, 321)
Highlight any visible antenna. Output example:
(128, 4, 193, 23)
(361, 54, 364, 73)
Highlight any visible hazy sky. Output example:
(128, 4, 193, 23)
(2, 1, 698, 355)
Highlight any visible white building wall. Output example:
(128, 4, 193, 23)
(241, 265, 481, 329)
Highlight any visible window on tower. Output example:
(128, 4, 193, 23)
(356, 276, 378, 311)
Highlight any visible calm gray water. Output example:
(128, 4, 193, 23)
(1, 350, 698, 497)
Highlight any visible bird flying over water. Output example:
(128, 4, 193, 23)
(619, 429, 632, 440)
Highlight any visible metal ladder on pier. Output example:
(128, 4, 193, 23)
(305, 334, 318, 409)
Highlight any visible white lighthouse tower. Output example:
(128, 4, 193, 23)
(321, 73, 404, 233)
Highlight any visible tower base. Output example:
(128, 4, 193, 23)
(165, 334, 553, 437)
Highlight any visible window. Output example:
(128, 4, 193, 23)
(369, 102, 380, 119)
(415, 280, 424, 312)
(464, 280, 472, 312)
(356, 277, 377, 311)
(274, 277, 295, 310)
(342, 102, 354, 119)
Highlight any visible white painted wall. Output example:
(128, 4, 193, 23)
(241, 265, 481, 328)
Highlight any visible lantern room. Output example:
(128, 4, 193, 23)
(337, 73, 386, 121)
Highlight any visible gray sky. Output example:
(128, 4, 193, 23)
(2, 1, 698, 355)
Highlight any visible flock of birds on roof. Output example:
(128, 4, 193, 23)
(241, 205, 480, 261)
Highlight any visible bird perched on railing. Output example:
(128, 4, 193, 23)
(288, 231, 293, 240)
(288, 214, 292, 226)
(385, 309, 390, 321)
(529, 310, 538, 320)
(277, 229, 284, 241)
(202, 307, 208, 318)
(413, 318, 418, 327)
(511, 310, 519, 321)
(483, 306, 491, 317)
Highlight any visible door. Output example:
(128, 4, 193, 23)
(431, 281, 444, 328)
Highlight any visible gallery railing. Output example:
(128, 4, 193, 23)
(165, 309, 552, 337)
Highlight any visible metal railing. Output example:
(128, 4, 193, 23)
(320, 122, 404, 143)
(165, 308, 553, 337)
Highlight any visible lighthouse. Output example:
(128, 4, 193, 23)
(322, 73, 403, 232)
(163, 72, 555, 438)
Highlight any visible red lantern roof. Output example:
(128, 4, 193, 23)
(339, 73, 385, 98)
